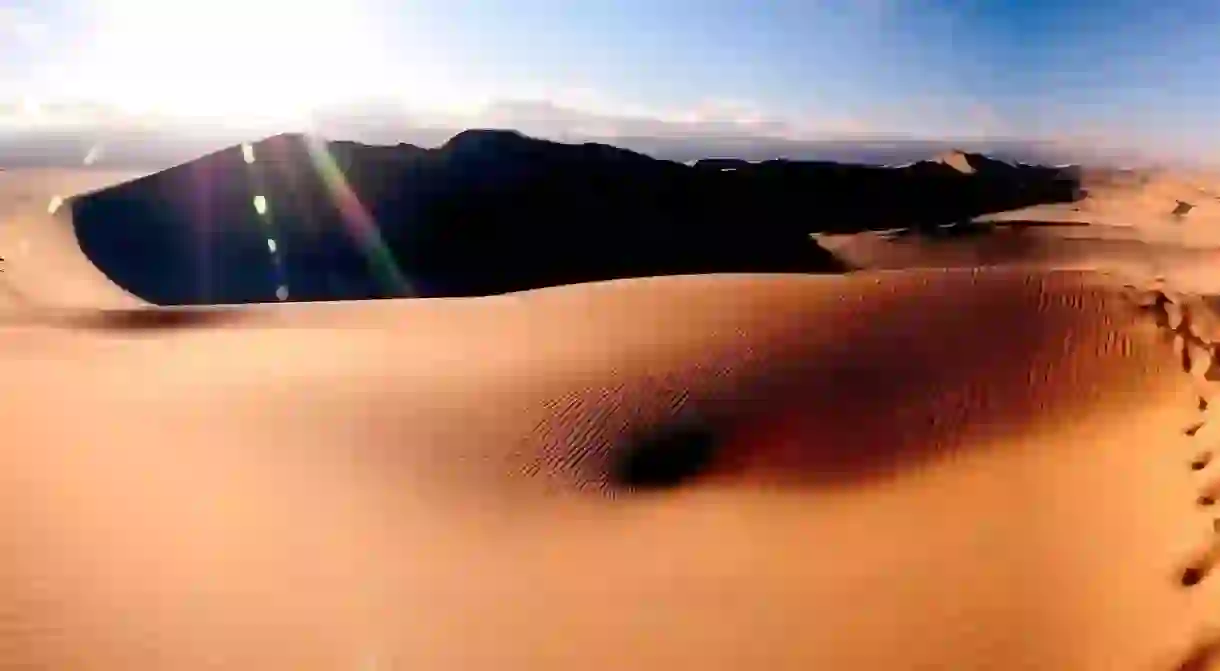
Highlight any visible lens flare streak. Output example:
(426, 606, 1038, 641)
(302, 136, 412, 297)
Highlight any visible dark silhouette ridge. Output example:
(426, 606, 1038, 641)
(69, 130, 1081, 305)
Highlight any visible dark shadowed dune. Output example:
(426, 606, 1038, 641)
(69, 132, 1080, 305)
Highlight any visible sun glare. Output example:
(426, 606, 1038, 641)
(81, 0, 392, 122)
(21, 97, 39, 114)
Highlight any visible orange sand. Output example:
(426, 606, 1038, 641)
(3, 170, 1220, 669)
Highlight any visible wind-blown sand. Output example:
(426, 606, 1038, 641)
(5, 169, 1220, 669)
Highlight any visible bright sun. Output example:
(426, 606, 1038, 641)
(81, 0, 389, 122)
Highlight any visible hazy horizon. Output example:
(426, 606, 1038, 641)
(2, 1, 1218, 167)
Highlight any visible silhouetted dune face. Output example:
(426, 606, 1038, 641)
(69, 130, 1078, 306)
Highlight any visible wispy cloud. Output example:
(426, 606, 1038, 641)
(0, 7, 47, 46)
(453, 97, 879, 141)
(0, 89, 1018, 145)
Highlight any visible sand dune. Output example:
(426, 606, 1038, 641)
(983, 168, 1220, 235)
(6, 166, 1220, 669)
(824, 167, 1220, 296)
(62, 132, 1075, 303)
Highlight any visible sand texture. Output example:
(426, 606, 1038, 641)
(5, 165, 1220, 669)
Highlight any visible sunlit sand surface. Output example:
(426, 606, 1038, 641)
(5, 169, 1220, 669)
(0, 169, 147, 312)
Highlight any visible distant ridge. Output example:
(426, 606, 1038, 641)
(70, 129, 1081, 305)
(934, 149, 979, 174)
(927, 149, 1030, 176)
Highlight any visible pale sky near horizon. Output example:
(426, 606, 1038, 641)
(2, 0, 1219, 158)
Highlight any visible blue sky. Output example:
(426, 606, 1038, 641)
(2, 0, 1220, 157)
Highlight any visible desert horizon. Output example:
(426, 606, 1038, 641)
(0, 119, 1187, 173)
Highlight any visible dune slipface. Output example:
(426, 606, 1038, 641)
(6, 265, 1220, 669)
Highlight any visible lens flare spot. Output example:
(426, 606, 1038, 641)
(242, 143, 256, 164)
(83, 144, 105, 166)
(275, 285, 289, 301)
(47, 196, 63, 214)
(266, 238, 277, 253)
(253, 195, 267, 215)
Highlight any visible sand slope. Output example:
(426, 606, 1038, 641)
(823, 167, 1220, 299)
(0, 169, 146, 312)
(1, 268, 1219, 669)
(3, 169, 1220, 668)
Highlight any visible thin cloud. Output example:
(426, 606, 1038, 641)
(0, 83, 1005, 147)
(0, 8, 48, 46)
(0, 94, 905, 142)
